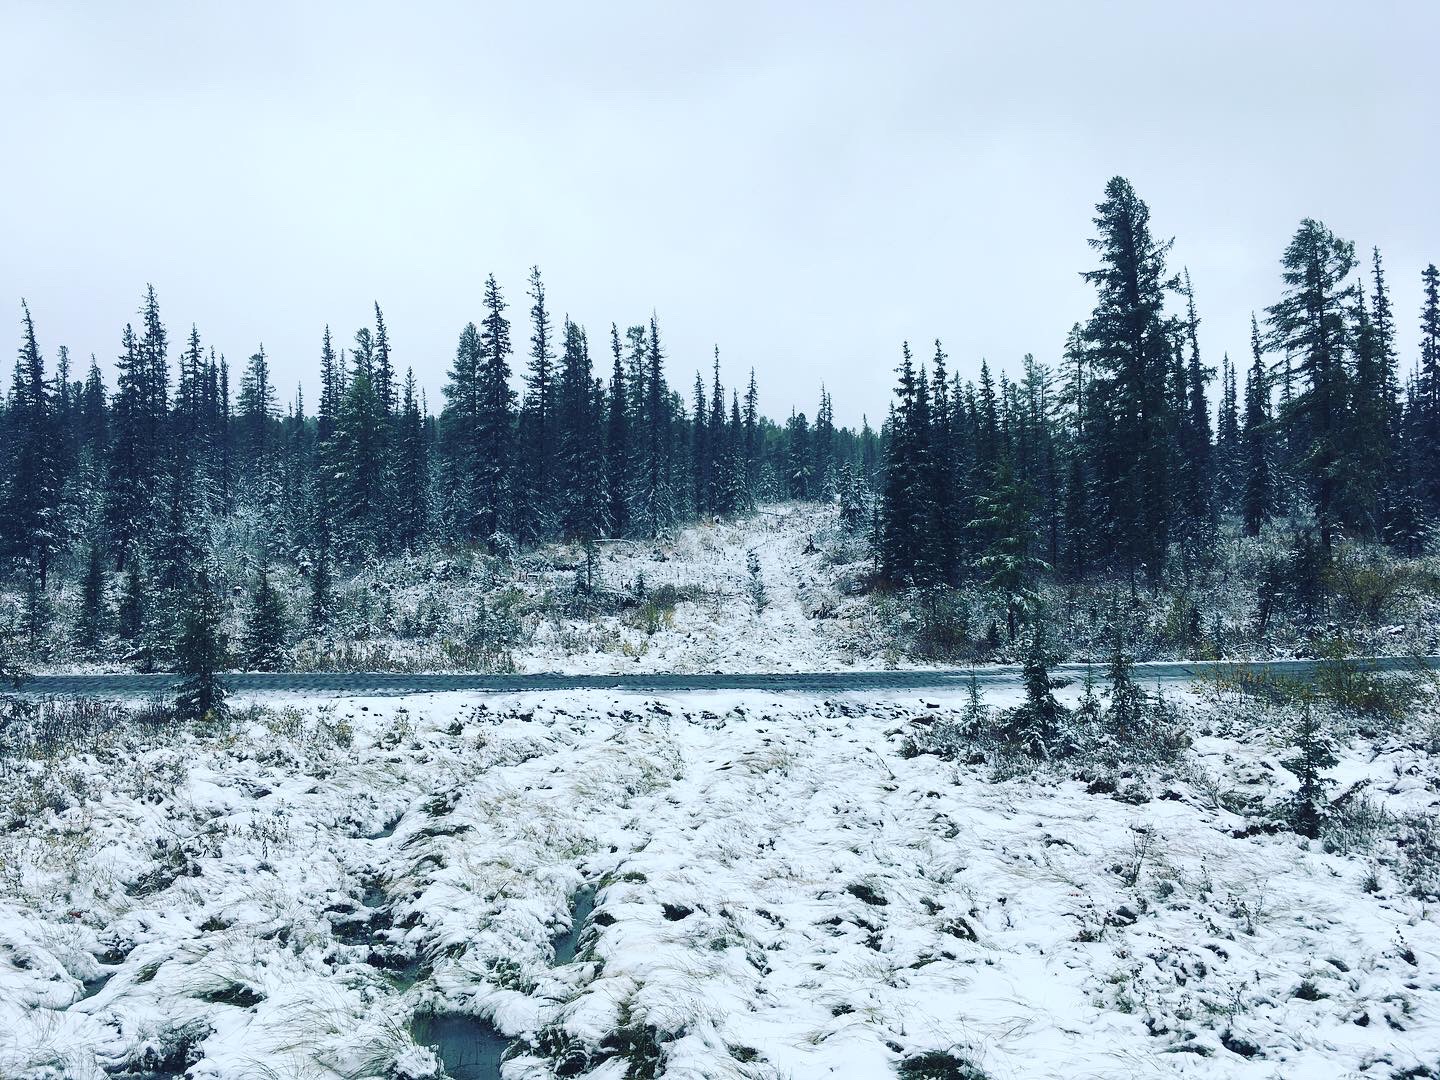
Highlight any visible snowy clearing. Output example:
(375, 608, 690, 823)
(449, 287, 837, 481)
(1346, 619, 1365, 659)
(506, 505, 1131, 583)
(1, 687, 1438, 1079)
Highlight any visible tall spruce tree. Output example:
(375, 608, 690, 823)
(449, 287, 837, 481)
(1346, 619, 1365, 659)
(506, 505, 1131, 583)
(604, 323, 630, 537)
(1080, 177, 1177, 587)
(1242, 315, 1272, 536)
(477, 274, 516, 542)
(1265, 219, 1356, 549)
(4, 302, 64, 588)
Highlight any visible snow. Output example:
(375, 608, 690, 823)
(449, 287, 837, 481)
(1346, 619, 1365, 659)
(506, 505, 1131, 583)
(2, 686, 1438, 1078)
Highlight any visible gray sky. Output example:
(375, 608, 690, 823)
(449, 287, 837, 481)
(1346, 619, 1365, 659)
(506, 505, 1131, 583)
(2, 1, 1435, 426)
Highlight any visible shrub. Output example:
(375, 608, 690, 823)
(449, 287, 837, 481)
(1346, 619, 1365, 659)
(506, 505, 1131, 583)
(1281, 706, 1336, 839)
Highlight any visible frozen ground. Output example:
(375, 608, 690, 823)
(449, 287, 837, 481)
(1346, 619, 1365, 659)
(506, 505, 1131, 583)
(1, 686, 1438, 1079)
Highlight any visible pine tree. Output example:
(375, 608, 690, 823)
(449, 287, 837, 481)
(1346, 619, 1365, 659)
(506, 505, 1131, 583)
(878, 343, 929, 584)
(1242, 315, 1272, 536)
(743, 369, 760, 493)
(928, 342, 962, 582)
(4, 301, 64, 588)
(1283, 705, 1336, 839)
(238, 344, 276, 465)
(710, 350, 730, 509)
(520, 266, 557, 538)
(1419, 264, 1440, 511)
(692, 369, 710, 514)
(639, 313, 672, 537)
(476, 274, 517, 543)
(441, 321, 482, 538)
(1216, 353, 1241, 513)
(117, 557, 147, 642)
(970, 457, 1045, 642)
(1175, 270, 1215, 562)
(243, 570, 289, 670)
(1080, 177, 1177, 587)
(1266, 219, 1356, 549)
(372, 303, 395, 416)
(76, 535, 108, 649)
(308, 530, 334, 631)
(1104, 628, 1147, 743)
(107, 321, 156, 567)
(746, 548, 767, 612)
(1346, 285, 1390, 536)
(395, 368, 429, 550)
(174, 570, 228, 721)
(1010, 630, 1070, 758)
(557, 319, 605, 539)
(334, 357, 388, 556)
(604, 323, 630, 536)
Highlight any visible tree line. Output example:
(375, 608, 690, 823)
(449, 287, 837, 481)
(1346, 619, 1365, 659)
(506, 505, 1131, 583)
(878, 176, 1440, 638)
(0, 271, 875, 658)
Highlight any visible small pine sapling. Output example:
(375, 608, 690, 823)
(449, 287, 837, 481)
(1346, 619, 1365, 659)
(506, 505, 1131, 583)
(1283, 704, 1337, 839)
(1105, 632, 1146, 744)
(1008, 631, 1071, 758)
(747, 549, 767, 612)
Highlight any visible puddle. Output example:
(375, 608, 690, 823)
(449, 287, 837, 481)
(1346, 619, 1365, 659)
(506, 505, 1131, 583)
(67, 970, 116, 1011)
(370, 813, 404, 840)
(552, 884, 596, 965)
(411, 1013, 510, 1080)
(332, 885, 393, 948)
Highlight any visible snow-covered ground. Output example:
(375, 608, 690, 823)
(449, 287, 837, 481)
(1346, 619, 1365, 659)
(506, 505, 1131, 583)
(2, 686, 1438, 1079)
(15, 502, 1440, 676)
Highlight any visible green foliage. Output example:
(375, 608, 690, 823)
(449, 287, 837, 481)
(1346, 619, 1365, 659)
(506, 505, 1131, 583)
(76, 537, 108, 649)
(1282, 706, 1337, 839)
(998, 632, 1072, 759)
(174, 572, 228, 722)
(243, 570, 289, 671)
(746, 549, 767, 612)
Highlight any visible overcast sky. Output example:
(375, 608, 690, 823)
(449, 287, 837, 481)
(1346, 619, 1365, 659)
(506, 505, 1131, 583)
(2, 1, 1435, 426)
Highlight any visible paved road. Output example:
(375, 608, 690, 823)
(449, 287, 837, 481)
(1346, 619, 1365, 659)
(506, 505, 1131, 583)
(12, 656, 1439, 697)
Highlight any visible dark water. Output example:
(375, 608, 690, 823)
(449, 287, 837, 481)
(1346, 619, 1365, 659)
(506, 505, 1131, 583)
(411, 1014, 510, 1080)
(370, 812, 404, 839)
(552, 884, 596, 965)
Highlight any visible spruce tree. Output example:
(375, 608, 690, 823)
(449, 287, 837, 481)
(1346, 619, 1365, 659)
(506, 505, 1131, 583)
(4, 301, 64, 588)
(174, 570, 228, 721)
(970, 458, 1045, 642)
(878, 343, 926, 584)
(520, 266, 557, 538)
(1011, 630, 1070, 758)
(441, 322, 483, 538)
(395, 368, 429, 550)
(1265, 219, 1356, 549)
(476, 274, 517, 543)
(1419, 264, 1440, 511)
(604, 323, 630, 536)
(243, 570, 289, 670)
(1175, 270, 1215, 563)
(1283, 705, 1336, 839)
(77, 535, 108, 649)
(557, 319, 605, 539)
(1242, 315, 1272, 536)
(1080, 177, 1177, 587)
(334, 360, 387, 556)
(372, 303, 395, 416)
(309, 530, 334, 631)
